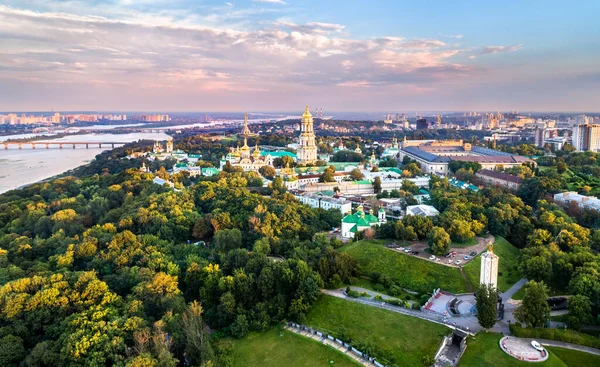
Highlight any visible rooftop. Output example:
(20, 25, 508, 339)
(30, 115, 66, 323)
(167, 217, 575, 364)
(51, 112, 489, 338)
(476, 169, 523, 184)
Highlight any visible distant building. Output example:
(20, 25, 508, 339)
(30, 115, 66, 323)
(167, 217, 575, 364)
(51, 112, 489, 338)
(341, 205, 384, 238)
(398, 139, 533, 176)
(480, 247, 499, 288)
(292, 191, 352, 214)
(152, 177, 175, 188)
(572, 124, 600, 152)
(475, 169, 523, 191)
(535, 127, 546, 147)
(416, 118, 428, 130)
(405, 204, 439, 217)
(554, 192, 600, 212)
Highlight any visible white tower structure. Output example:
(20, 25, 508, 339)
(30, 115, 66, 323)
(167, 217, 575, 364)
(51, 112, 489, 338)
(297, 105, 318, 164)
(166, 139, 173, 153)
(378, 208, 386, 222)
(480, 245, 499, 289)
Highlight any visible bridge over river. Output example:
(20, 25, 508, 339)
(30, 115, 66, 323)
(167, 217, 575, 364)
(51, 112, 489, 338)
(2, 141, 127, 149)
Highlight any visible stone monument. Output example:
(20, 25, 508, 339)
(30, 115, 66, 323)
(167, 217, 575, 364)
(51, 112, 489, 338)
(480, 244, 499, 288)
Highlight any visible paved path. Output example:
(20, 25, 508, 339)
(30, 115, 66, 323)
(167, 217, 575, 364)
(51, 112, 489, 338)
(344, 286, 416, 306)
(503, 277, 528, 301)
(519, 338, 600, 356)
(322, 289, 479, 334)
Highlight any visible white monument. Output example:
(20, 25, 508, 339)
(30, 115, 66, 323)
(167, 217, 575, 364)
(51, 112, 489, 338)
(480, 245, 499, 289)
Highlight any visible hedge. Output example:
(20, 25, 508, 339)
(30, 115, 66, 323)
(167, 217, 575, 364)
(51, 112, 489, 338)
(510, 323, 600, 349)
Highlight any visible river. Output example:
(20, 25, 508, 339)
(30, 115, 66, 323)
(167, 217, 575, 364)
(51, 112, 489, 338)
(0, 132, 171, 194)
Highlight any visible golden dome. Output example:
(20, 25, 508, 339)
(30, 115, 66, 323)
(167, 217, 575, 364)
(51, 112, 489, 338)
(302, 105, 312, 119)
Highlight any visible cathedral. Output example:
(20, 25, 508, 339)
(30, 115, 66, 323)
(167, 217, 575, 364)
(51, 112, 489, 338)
(297, 105, 318, 164)
(219, 113, 270, 172)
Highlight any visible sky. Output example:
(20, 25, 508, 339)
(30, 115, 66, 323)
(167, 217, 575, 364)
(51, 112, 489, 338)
(0, 0, 599, 112)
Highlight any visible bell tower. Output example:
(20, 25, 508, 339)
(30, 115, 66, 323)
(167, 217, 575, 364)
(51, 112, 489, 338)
(297, 105, 317, 164)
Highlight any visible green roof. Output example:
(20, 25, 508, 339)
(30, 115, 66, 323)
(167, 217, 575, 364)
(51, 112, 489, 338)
(355, 180, 372, 185)
(261, 151, 297, 159)
(342, 214, 359, 223)
(189, 154, 201, 158)
(365, 214, 378, 223)
(342, 210, 379, 225)
(202, 167, 219, 175)
(350, 226, 358, 233)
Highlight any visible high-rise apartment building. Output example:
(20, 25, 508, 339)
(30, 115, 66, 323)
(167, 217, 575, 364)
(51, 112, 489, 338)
(572, 124, 600, 152)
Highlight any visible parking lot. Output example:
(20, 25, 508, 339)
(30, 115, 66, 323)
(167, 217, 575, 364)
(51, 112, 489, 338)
(385, 235, 494, 268)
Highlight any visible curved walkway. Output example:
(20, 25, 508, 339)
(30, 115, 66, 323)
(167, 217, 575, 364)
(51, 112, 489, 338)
(322, 288, 479, 334)
(520, 338, 600, 356)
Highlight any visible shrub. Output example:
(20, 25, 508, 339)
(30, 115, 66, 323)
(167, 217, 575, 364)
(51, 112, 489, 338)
(389, 285, 403, 297)
(346, 289, 361, 298)
(374, 283, 386, 292)
(411, 303, 421, 310)
(374, 295, 383, 301)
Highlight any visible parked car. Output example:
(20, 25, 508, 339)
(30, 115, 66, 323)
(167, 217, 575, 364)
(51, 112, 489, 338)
(413, 251, 419, 255)
(445, 253, 451, 258)
(470, 251, 477, 256)
(398, 247, 405, 251)
(434, 257, 440, 262)
(429, 255, 436, 260)
(451, 251, 457, 256)
(404, 248, 412, 253)
(455, 260, 463, 265)
(463, 255, 470, 260)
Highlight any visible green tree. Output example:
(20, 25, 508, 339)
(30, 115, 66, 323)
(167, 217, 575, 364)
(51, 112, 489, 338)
(230, 314, 249, 338)
(514, 280, 550, 328)
(259, 165, 276, 180)
(349, 168, 365, 181)
(319, 166, 336, 183)
(567, 295, 592, 331)
(475, 284, 498, 329)
(428, 226, 451, 255)
(0, 335, 26, 367)
(372, 177, 382, 194)
(214, 228, 243, 253)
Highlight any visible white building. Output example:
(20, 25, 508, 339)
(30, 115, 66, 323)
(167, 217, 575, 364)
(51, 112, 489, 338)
(292, 192, 352, 214)
(406, 204, 439, 217)
(572, 124, 600, 152)
(480, 247, 499, 289)
(554, 192, 600, 212)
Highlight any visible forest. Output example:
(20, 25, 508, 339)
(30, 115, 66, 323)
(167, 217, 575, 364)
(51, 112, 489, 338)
(0, 146, 355, 367)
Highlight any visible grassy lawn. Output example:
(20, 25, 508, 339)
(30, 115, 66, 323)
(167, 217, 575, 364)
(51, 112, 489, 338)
(352, 277, 419, 301)
(340, 239, 470, 293)
(305, 294, 448, 367)
(459, 333, 567, 367)
(461, 236, 521, 292)
(450, 237, 479, 248)
(547, 347, 600, 366)
(230, 326, 359, 367)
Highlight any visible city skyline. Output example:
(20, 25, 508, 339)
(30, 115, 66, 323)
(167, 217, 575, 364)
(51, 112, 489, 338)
(1, 0, 599, 112)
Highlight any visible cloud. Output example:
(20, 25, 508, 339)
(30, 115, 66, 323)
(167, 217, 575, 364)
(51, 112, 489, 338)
(0, 2, 480, 110)
(253, 0, 287, 4)
(274, 20, 345, 34)
(439, 33, 463, 39)
(481, 44, 523, 55)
